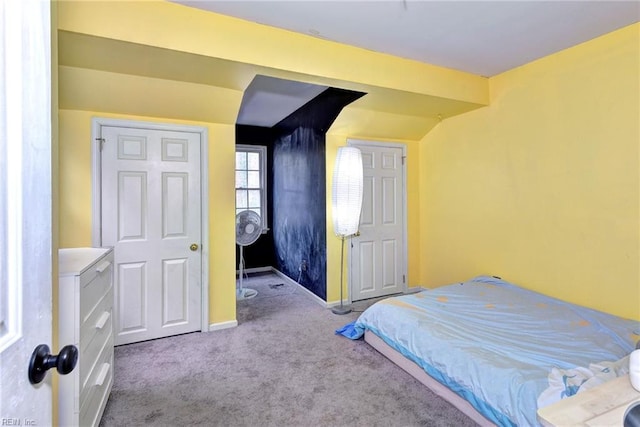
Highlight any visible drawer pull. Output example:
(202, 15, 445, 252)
(95, 261, 111, 273)
(95, 363, 110, 387)
(95, 311, 111, 330)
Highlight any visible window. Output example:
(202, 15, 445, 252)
(235, 145, 267, 231)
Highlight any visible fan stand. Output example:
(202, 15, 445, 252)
(237, 245, 258, 300)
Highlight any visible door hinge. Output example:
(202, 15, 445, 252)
(403, 274, 406, 283)
(401, 156, 406, 165)
(96, 137, 106, 151)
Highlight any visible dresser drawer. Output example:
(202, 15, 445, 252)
(80, 285, 113, 356)
(79, 308, 113, 393)
(80, 259, 113, 325)
(79, 341, 114, 427)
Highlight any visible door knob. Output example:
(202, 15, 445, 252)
(190, 243, 199, 251)
(28, 344, 78, 385)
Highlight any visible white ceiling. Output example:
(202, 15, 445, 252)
(237, 75, 328, 126)
(171, 0, 639, 128)
(173, 0, 639, 77)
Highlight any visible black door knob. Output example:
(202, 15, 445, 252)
(28, 344, 78, 385)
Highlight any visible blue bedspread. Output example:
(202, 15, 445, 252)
(338, 276, 640, 426)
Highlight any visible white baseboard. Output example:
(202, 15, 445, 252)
(208, 320, 238, 331)
(326, 300, 345, 308)
(271, 268, 329, 308)
(332, 286, 425, 308)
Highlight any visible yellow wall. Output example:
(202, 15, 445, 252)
(58, 110, 237, 325)
(420, 24, 640, 320)
(58, 66, 242, 124)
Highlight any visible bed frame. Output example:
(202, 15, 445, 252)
(364, 330, 495, 426)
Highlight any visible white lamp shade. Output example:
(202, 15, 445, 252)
(332, 147, 363, 237)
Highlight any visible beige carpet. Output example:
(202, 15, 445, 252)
(99, 272, 476, 426)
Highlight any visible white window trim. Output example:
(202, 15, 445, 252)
(236, 144, 268, 232)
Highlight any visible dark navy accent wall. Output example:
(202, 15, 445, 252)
(271, 88, 365, 300)
(272, 126, 327, 299)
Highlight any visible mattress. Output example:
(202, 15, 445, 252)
(364, 330, 495, 426)
(339, 276, 640, 426)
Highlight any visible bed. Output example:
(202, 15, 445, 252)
(338, 276, 640, 426)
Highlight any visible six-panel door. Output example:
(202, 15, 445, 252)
(101, 126, 202, 345)
(350, 142, 406, 301)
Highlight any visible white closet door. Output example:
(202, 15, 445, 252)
(350, 141, 406, 301)
(101, 125, 202, 345)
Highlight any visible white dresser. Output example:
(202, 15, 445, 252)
(58, 247, 114, 427)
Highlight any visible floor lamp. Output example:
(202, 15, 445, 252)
(331, 146, 363, 315)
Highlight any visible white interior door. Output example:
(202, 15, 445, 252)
(0, 0, 53, 422)
(100, 125, 202, 345)
(349, 141, 406, 301)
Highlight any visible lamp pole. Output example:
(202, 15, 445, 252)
(332, 235, 352, 315)
(331, 146, 362, 315)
